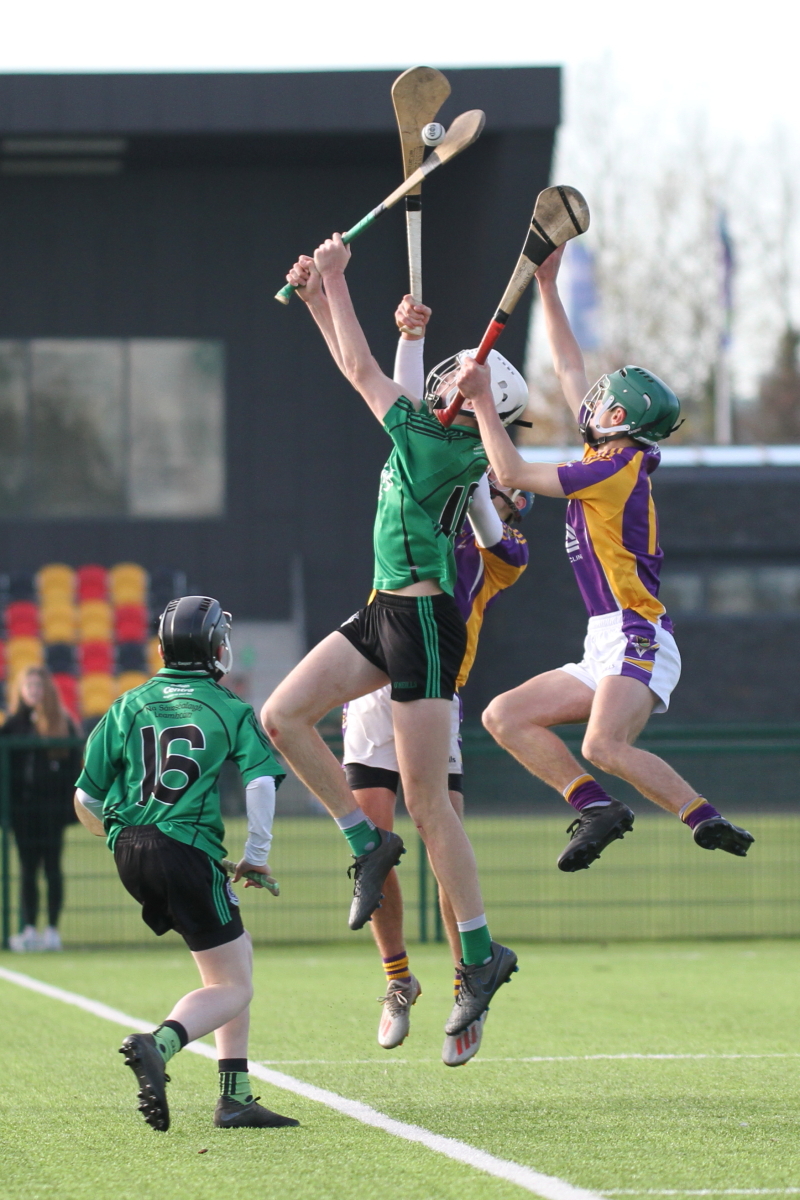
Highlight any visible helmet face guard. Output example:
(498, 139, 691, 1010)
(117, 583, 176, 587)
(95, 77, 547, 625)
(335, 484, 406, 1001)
(488, 480, 534, 523)
(159, 596, 233, 680)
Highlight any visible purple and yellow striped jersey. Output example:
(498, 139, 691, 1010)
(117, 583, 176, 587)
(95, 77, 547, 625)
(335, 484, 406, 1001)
(453, 522, 529, 688)
(557, 443, 672, 633)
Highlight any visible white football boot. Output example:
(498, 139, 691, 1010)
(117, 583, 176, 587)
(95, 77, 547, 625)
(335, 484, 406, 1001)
(9, 925, 42, 952)
(377, 975, 422, 1049)
(442, 1010, 488, 1067)
(41, 926, 63, 951)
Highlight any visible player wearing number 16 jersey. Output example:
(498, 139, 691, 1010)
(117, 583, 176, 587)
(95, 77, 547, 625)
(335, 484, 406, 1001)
(75, 596, 298, 1133)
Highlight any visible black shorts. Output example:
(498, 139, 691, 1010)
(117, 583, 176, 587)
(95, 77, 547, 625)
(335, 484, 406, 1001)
(338, 591, 467, 702)
(344, 762, 464, 795)
(114, 825, 244, 952)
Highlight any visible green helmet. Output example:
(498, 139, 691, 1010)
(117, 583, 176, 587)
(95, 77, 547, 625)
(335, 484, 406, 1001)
(580, 365, 682, 447)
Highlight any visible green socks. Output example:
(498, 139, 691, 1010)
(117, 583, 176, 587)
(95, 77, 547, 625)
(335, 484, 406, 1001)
(335, 808, 379, 858)
(457, 918, 492, 966)
(153, 1020, 188, 1064)
(219, 1058, 253, 1104)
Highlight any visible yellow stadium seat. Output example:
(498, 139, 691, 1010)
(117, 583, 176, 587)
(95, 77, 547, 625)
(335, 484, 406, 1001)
(109, 563, 148, 606)
(147, 636, 162, 675)
(6, 637, 44, 674)
(116, 671, 149, 695)
(78, 600, 113, 642)
(79, 673, 115, 717)
(37, 563, 75, 602)
(40, 602, 78, 644)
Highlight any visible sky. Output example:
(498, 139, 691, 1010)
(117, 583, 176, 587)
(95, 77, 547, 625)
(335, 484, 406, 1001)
(2, 0, 796, 415)
(0, 0, 795, 144)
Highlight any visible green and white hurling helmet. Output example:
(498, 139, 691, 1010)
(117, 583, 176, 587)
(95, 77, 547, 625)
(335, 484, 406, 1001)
(579, 365, 682, 447)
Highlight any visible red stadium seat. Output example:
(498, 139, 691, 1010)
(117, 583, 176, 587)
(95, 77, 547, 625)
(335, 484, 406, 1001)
(6, 600, 40, 639)
(53, 673, 80, 722)
(76, 565, 108, 602)
(80, 641, 114, 675)
(114, 603, 148, 643)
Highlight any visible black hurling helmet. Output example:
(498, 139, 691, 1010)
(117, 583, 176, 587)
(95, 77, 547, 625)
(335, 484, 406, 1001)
(158, 596, 233, 680)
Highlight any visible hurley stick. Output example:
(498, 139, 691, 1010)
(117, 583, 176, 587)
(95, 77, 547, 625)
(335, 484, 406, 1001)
(275, 109, 484, 305)
(391, 66, 451, 334)
(437, 185, 591, 426)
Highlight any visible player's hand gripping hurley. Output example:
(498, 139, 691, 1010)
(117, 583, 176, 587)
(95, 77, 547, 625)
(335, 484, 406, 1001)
(436, 185, 591, 426)
(391, 66, 451, 335)
(274, 108, 484, 305)
(221, 858, 280, 896)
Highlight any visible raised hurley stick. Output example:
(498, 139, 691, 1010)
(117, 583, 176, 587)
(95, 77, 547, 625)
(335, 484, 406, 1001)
(221, 858, 280, 897)
(437, 185, 591, 426)
(391, 65, 451, 335)
(274, 109, 484, 305)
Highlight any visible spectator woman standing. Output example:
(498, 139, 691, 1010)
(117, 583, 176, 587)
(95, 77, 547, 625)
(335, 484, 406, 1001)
(3, 666, 83, 951)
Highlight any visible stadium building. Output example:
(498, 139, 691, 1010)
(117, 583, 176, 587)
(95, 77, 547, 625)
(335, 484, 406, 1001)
(0, 69, 796, 732)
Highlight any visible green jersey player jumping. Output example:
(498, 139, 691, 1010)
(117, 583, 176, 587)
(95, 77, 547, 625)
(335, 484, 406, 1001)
(263, 234, 520, 1043)
(74, 595, 299, 1134)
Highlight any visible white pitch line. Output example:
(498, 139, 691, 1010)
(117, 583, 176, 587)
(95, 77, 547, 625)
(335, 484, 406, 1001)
(602, 1192, 800, 1196)
(0, 965, 600, 1200)
(258, 1054, 800, 1065)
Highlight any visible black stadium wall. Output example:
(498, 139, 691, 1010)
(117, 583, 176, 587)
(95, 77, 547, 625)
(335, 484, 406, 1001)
(0, 67, 558, 659)
(0, 69, 797, 725)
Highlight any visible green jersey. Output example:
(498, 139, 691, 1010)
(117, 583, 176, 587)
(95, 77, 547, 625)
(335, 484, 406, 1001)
(76, 668, 285, 862)
(373, 396, 488, 594)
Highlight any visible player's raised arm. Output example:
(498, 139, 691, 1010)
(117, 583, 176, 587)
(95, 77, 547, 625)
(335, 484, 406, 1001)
(285, 254, 347, 374)
(457, 358, 565, 499)
(535, 244, 590, 419)
(314, 234, 407, 421)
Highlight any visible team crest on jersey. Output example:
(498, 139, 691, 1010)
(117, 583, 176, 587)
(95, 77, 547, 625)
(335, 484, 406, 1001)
(226, 880, 240, 907)
(628, 635, 659, 658)
(565, 524, 581, 560)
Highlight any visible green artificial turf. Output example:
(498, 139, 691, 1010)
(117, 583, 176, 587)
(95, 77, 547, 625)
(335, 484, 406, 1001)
(22, 812, 800, 947)
(1, 939, 799, 1200)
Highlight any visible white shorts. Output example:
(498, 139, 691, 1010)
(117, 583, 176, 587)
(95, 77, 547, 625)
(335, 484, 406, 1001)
(343, 685, 463, 774)
(558, 611, 681, 714)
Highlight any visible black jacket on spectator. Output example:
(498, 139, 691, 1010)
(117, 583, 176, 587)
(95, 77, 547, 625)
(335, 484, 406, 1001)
(0, 706, 83, 835)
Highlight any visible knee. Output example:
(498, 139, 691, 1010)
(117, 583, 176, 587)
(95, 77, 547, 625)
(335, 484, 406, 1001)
(260, 696, 294, 745)
(482, 694, 520, 742)
(582, 732, 623, 775)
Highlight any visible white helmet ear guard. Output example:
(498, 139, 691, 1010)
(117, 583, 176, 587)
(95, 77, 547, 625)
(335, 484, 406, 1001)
(425, 348, 529, 427)
(213, 613, 234, 678)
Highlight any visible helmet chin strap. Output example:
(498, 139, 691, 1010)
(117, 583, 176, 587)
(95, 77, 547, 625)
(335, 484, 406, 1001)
(584, 424, 631, 448)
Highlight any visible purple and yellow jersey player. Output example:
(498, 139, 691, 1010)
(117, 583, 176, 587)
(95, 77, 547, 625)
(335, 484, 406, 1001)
(557, 440, 673, 698)
(341, 303, 530, 1066)
(455, 241, 754, 875)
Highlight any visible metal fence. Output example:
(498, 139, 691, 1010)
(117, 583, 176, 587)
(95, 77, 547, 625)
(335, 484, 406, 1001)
(1, 727, 799, 949)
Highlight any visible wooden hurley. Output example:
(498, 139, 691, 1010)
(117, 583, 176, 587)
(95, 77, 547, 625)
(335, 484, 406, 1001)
(437, 185, 591, 427)
(391, 66, 451, 333)
(275, 109, 485, 305)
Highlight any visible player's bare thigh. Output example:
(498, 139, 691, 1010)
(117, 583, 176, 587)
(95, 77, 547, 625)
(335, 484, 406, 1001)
(582, 674, 656, 760)
(391, 698, 451, 799)
(263, 631, 388, 728)
(484, 669, 595, 737)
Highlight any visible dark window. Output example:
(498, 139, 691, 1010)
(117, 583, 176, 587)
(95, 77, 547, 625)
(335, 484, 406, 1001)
(660, 565, 800, 615)
(0, 339, 225, 519)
